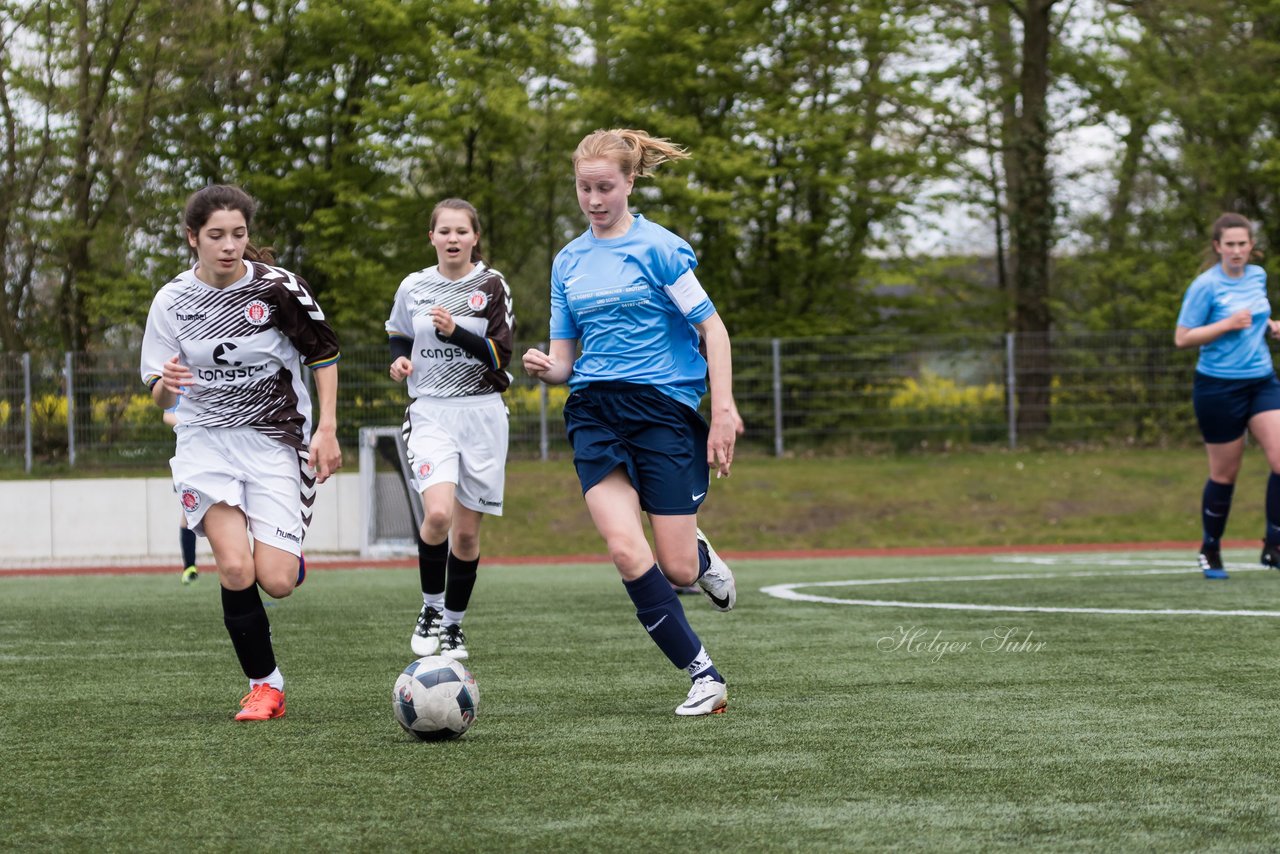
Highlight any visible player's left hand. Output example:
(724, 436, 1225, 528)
(1268, 318, 1280, 339)
(707, 415, 736, 479)
(309, 426, 342, 484)
(429, 306, 456, 337)
(730, 399, 745, 436)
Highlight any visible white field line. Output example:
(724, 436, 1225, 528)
(759, 557, 1280, 617)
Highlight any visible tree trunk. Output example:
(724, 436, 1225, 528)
(999, 0, 1058, 437)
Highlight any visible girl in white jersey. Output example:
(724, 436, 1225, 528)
(1175, 212, 1280, 579)
(387, 199, 515, 662)
(141, 185, 342, 721)
(522, 129, 738, 717)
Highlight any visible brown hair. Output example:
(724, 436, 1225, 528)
(183, 184, 275, 264)
(572, 128, 690, 179)
(1202, 212, 1262, 270)
(429, 198, 485, 263)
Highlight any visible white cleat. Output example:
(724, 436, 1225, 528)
(438, 624, 469, 660)
(411, 605, 441, 657)
(695, 528, 736, 611)
(675, 675, 728, 716)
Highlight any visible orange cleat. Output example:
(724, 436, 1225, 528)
(234, 684, 286, 721)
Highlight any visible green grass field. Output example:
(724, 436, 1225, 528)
(6, 549, 1280, 851)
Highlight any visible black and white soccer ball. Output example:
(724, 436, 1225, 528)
(392, 655, 478, 741)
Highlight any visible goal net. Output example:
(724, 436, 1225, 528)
(358, 426, 422, 557)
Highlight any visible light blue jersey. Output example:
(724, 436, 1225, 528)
(1177, 264, 1273, 379)
(550, 214, 715, 410)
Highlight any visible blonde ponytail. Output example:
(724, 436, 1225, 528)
(573, 128, 690, 179)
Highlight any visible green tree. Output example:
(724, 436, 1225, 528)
(936, 0, 1071, 435)
(46, 0, 190, 351)
(0, 1, 55, 352)
(1, 0, 187, 352)
(570, 0, 951, 338)
(154, 0, 579, 345)
(1061, 0, 1280, 335)
(394, 0, 581, 341)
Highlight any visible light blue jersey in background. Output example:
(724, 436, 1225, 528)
(1177, 264, 1273, 379)
(549, 214, 715, 410)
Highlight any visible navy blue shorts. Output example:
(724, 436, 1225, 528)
(563, 382, 710, 515)
(1192, 372, 1280, 443)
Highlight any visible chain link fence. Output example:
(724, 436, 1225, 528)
(0, 331, 1203, 473)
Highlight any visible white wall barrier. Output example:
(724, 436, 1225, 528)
(0, 473, 362, 564)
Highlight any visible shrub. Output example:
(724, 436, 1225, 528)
(884, 370, 1006, 449)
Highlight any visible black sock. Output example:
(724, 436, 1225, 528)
(179, 527, 197, 569)
(221, 584, 276, 680)
(418, 534, 447, 599)
(444, 552, 479, 614)
(1267, 474, 1280, 547)
(1202, 479, 1234, 549)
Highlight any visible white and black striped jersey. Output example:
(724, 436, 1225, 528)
(140, 262, 341, 452)
(386, 262, 515, 397)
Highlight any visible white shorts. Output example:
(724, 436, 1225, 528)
(171, 425, 310, 556)
(404, 394, 508, 516)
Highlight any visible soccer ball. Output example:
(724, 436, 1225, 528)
(392, 655, 479, 741)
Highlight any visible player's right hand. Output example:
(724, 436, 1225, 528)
(1226, 309, 1253, 331)
(389, 357, 413, 382)
(161, 355, 193, 394)
(522, 347, 554, 379)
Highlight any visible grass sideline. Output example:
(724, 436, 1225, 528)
(495, 447, 1263, 556)
(6, 549, 1280, 851)
(4, 446, 1267, 563)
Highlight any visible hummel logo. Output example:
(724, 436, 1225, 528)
(644, 615, 668, 632)
(692, 492, 706, 501)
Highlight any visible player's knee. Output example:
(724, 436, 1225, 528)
(257, 574, 295, 599)
(1213, 464, 1243, 483)
(451, 529, 480, 556)
(605, 538, 649, 575)
(217, 555, 255, 588)
(422, 507, 453, 537)
(663, 563, 698, 587)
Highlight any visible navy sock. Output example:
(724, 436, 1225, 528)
(221, 584, 276, 680)
(444, 552, 479, 613)
(417, 535, 447, 597)
(1202, 479, 1234, 549)
(696, 538, 711, 579)
(623, 564, 706, 673)
(179, 527, 197, 568)
(1267, 475, 1280, 547)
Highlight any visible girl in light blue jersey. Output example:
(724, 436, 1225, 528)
(523, 128, 738, 717)
(1175, 212, 1280, 578)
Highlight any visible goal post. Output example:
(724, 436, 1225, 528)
(359, 426, 422, 557)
